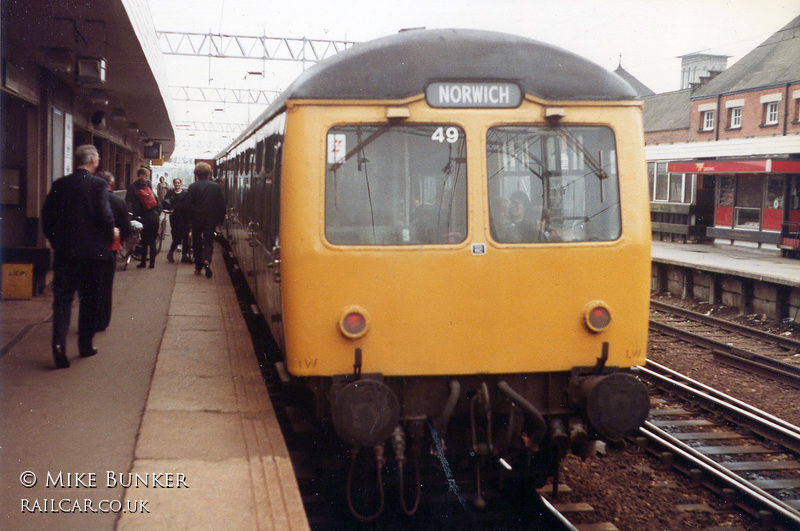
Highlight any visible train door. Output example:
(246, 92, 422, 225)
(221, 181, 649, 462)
(262, 132, 285, 346)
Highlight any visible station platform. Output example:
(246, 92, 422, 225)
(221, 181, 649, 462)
(0, 243, 309, 530)
(651, 241, 800, 289)
(652, 241, 800, 321)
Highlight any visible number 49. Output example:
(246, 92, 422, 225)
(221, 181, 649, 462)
(431, 127, 460, 143)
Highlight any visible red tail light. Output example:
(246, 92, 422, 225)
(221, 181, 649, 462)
(584, 302, 611, 332)
(339, 307, 369, 339)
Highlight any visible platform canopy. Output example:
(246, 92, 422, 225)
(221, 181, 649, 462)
(4, 0, 174, 157)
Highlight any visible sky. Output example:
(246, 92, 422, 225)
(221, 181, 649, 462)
(147, 0, 800, 160)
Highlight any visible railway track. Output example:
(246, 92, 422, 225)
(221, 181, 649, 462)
(650, 299, 800, 388)
(636, 361, 800, 530)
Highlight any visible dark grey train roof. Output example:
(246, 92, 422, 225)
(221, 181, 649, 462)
(219, 29, 636, 157)
(285, 28, 637, 102)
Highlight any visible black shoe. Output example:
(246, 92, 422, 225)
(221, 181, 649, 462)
(149, 262, 155, 269)
(181, 255, 192, 264)
(96, 326, 107, 332)
(53, 345, 69, 369)
(79, 346, 98, 358)
(166, 252, 174, 263)
(136, 261, 147, 268)
(204, 261, 212, 278)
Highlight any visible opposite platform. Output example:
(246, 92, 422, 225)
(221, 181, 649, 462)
(652, 241, 800, 289)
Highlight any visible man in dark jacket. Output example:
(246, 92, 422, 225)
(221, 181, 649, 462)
(42, 144, 116, 368)
(96, 171, 132, 332)
(186, 162, 225, 278)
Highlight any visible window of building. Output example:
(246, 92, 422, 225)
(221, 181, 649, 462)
(766, 175, 785, 210)
(765, 102, 779, 125)
(729, 107, 742, 129)
(718, 175, 734, 206)
(653, 162, 668, 201)
(734, 175, 762, 229)
(702, 110, 715, 131)
(668, 173, 684, 202)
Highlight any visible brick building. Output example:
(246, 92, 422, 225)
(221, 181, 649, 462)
(643, 15, 800, 256)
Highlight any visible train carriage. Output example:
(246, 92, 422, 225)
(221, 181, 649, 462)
(217, 28, 651, 520)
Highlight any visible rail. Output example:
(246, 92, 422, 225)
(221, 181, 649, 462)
(635, 361, 800, 529)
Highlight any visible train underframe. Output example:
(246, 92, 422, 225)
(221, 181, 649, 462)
(296, 346, 649, 521)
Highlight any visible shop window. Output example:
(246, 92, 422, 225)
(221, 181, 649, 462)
(717, 175, 734, 206)
(654, 162, 668, 201)
(647, 162, 655, 199)
(733, 175, 762, 230)
(702, 110, 715, 131)
(734, 208, 760, 229)
(668, 173, 684, 202)
(765, 175, 784, 210)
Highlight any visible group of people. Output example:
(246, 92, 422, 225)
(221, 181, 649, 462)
(41, 145, 225, 369)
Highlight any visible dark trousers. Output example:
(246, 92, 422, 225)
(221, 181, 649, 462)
(192, 217, 216, 269)
(169, 217, 190, 256)
(52, 257, 105, 351)
(96, 254, 116, 331)
(139, 211, 159, 265)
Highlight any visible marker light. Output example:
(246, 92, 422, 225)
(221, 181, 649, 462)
(583, 301, 611, 333)
(339, 306, 369, 339)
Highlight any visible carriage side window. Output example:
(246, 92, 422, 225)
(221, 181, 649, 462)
(325, 124, 467, 245)
(487, 126, 621, 243)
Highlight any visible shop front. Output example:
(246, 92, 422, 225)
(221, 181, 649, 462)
(667, 159, 800, 254)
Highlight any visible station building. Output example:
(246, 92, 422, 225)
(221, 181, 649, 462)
(643, 15, 800, 256)
(1, 0, 175, 292)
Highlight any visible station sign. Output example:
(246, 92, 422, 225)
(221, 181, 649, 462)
(426, 81, 522, 109)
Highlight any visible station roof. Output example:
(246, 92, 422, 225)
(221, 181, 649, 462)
(3, 0, 174, 157)
(643, 89, 692, 133)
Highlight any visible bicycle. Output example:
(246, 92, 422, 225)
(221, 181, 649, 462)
(118, 218, 144, 270)
(156, 209, 171, 254)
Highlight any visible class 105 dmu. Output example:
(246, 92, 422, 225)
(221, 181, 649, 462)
(216, 28, 651, 521)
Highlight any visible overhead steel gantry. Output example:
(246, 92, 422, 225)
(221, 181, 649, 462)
(157, 31, 356, 62)
(170, 86, 281, 106)
(159, 31, 357, 155)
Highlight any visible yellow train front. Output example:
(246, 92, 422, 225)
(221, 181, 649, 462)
(218, 28, 651, 519)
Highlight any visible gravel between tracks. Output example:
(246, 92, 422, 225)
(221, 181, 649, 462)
(554, 294, 800, 530)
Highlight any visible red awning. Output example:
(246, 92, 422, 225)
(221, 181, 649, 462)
(667, 159, 800, 174)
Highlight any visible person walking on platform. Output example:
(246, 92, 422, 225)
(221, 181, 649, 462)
(186, 162, 225, 278)
(96, 171, 132, 332)
(42, 144, 117, 368)
(163, 177, 190, 263)
(126, 167, 161, 269)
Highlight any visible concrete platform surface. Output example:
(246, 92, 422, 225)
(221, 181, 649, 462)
(0, 244, 309, 531)
(651, 241, 800, 288)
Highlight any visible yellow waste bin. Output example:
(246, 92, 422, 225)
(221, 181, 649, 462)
(2, 263, 33, 299)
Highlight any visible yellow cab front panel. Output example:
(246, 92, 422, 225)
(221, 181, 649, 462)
(280, 96, 650, 377)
